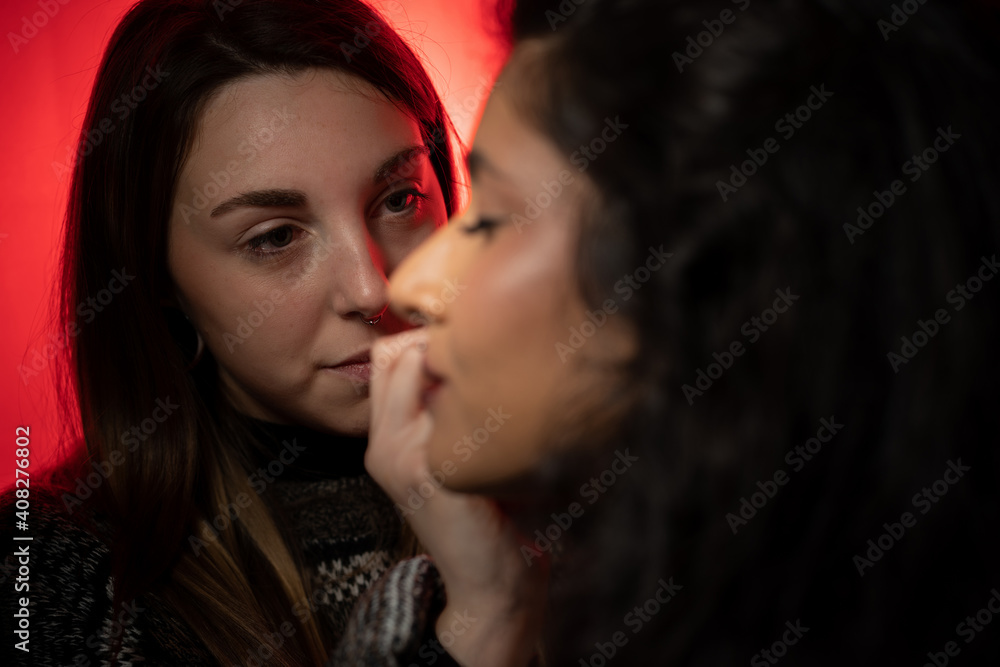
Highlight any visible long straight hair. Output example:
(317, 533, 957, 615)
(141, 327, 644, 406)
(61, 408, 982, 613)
(54, 1, 456, 664)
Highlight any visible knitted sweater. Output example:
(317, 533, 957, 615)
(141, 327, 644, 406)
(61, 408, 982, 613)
(0, 420, 460, 666)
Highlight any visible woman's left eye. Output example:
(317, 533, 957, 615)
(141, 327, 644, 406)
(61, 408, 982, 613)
(246, 225, 297, 257)
(383, 189, 428, 214)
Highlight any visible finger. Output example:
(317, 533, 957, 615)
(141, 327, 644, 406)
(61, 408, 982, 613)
(370, 330, 427, 415)
(370, 337, 410, 421)
(375, 345, 427, 434)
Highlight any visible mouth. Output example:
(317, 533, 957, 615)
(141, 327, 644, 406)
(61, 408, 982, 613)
(420, 357, 445, 409)
(322, 349, 372, 384)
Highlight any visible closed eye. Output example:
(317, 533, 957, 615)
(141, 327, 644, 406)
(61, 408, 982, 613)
(462, 218, 499, 235)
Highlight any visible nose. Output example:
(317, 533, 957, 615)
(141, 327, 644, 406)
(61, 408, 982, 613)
(330, 228, 390, 322)
(389, 222, 455, 327)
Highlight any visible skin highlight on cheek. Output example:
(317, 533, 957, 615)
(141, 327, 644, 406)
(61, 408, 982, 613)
(387, 60, 637, 495)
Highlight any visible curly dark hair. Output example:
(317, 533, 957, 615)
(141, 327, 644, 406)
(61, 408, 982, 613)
(502, 0, 1000, 663)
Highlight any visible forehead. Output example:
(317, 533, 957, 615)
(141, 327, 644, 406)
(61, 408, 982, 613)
(472, 63, 581, 207)
(178, 68, 426, 199)
(196, 67, 401, 137)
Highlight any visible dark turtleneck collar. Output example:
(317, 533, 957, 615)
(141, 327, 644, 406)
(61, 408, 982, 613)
(244, 417, 369, 481)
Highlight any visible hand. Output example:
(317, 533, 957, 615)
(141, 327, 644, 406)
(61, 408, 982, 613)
(367, 331, 549, 667)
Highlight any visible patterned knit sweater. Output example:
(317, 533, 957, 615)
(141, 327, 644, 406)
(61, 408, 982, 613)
(0, 420, 460, 667)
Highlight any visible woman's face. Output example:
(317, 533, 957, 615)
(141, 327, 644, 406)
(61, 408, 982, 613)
(387, 53, 636, 495)
(168, 68, 447, 435)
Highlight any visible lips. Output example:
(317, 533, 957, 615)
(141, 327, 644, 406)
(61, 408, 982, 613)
(335, 349, 371, 367)
(324, 349, 372, 383)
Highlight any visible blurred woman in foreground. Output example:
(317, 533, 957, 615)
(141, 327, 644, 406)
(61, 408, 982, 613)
(368, 0, 1000, 663)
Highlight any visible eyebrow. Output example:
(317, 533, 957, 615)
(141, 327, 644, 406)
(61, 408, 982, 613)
(465, 149, 510, 183)
(208, 146, 431, 219)
(210, 188, 307, 218)
(375, 145, 431, 184)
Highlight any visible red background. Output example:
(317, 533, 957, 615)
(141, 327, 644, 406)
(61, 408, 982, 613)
(0, 0, 504, 489)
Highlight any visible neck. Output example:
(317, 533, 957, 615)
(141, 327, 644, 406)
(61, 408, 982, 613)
(244, 417, 368, 481)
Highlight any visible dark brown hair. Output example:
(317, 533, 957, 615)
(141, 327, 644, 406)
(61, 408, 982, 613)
(55, 0, 456, 664)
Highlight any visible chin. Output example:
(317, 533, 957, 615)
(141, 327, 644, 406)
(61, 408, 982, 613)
(298, 398, 369, 436)
(328, 410, 370, 436)
(431, 450, 529, 495)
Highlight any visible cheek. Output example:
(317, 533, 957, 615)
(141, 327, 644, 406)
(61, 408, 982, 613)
(436, 232, 582, 486)
(380, 180, 449, 271)
(453, 232, 577, 384)
(208, 283, 323, 371)
(380, 223, 437, 274)
(169, 238, 317, 374)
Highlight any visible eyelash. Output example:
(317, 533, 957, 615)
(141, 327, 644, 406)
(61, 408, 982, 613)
(242, 189, 431, 261)
(382, 188, 430, 216)
(246, 225, 299, 260)
(462, 218, 499, 236)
